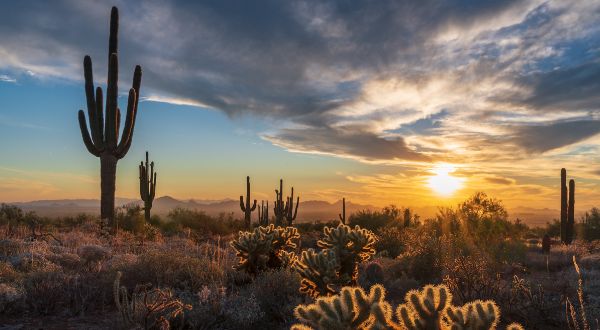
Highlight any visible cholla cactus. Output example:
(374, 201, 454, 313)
(398, 285, 451, 330)
(230, 224, 299, 274)
(292, 284, 386, 330)
(446, 300, 499, 330)
(295, 224, 377, 297)
(292, 283, 523, 330)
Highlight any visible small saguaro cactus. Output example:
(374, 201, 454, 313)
(139, 151, 156, 222)
(77, 7, 142, 229)
(240, 176, 257, 229)
(274, 179, 288, 226)
(339, 198, 346, 224)
(560, 169, 576, 245)
(285, 187, 300, 226)
(258, 200, 269, 226)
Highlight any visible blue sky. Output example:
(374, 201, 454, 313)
(1, 0, 600, 213)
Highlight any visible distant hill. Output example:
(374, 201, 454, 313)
(7, 196, 376, 222)
(5, 197, 562, 226)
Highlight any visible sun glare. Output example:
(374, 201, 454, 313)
(427, 164, 464, 196)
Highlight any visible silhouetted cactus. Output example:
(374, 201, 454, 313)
(339, 198, 346, 224)
(240, 176, 257, 229)
(230, 224, 299, 274)
(274, 179, 287, 226)
(273, 179, 300, 226)
(292, 283, 523, 330)
(77, 7, 142, 229)
(364, 261, 384, 287)
(285, 187, 300, 226)
(258, 200, 269, 226)
(139, 151, 156, 222)
(560, 169, 576, 245)
(294, 224, 376, 297)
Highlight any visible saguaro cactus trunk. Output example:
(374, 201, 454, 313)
(567, 179, 575, 244)
(339, 198, 346, 224)
(77, 7, 142, 229)
(139, 151, 156, 222)
(285, 187, 299, 226)
(258, 200, 269, 226)
(274, 179, 287, 226)
(240, 176, 257, 228)
(560, 168, 568, 243)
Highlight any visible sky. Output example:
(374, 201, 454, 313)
(1, 0, 600, 216)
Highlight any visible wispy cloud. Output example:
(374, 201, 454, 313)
(0, 74, 16, 83)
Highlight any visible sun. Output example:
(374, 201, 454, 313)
(427, 164, 464, 196)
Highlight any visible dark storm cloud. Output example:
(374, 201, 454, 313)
(264, 125, 429, 162)
(510, 120, 600, 153)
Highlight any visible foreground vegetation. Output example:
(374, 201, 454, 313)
(0, 193, 599, 329)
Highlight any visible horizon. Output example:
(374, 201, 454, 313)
(1, 1, 600, 215)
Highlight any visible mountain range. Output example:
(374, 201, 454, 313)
(4, 196, 559, 226)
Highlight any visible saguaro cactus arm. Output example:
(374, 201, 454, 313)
(338, 198, 346, 224)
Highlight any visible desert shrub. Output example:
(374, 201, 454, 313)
(375, 226, 406, 258)
(579, 208, 600, 241)
(246, 269, 304, 325)
(291, 283, 522, 329)
(47, 252, 81, 271)
(113, 271, 192, 329)
(487, 238, 528, 264)
(0, 239, 27, 259)
(295, 224, 376, 297)
(0, 283, 24, 314)
(77, 244, 111, 270)
(115, 204, 145, 234)
(348, 205, 417, 232)
(23, 271, 70, 314)
(0, 261, 20, 283)
(120, 251, 224, 292)
(230, 224, 299, 274)
(163, 208, 241, 235)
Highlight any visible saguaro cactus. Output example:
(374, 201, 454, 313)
(258, 200, 269, 226)
(561, 168, 568, 243)
(274, 179, 287, 226)
(285, 187, 300, 226)
(339, 198, 346, 224)
(567, 179, 575, 244)
(77, 7, 142, 228)
(560, 169, 576, 245)
(240, 176, 257, 229)
(139, 151, 156, 222)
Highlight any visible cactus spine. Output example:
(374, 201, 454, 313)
(560, 169, 576, 245)
(77, 7, 142, 229)
(339, 198, 346, 224)
(258, 200, 269, 226)
(139, 151, 156, 222)
(240, 176, 257, 228)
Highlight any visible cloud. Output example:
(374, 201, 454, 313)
(509, 120, 600, 153)
(0, 0, 599, 164)
(0, 74, 16, 83)
(263, 125, 429, 162)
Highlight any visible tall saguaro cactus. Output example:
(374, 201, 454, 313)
(560, 168, 568, 243)
(139, 151, 156, 222)
(567, 179, 575, 244)
(560, 168, 576, 245)
(77, 7, 142, 228)
(339, 198, 346, 224)
(285, 187, 300, 226)
(240, 176, 257, 228)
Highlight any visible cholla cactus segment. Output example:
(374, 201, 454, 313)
(398, 285, 451, 330)
(446, 300, 499, 330)
(295, 249, 339, 298)
(506, 323, 525, 330)
(230, 225, 299, 274)
(318, 224, 376, 262)
(293, 284, 387, 330)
